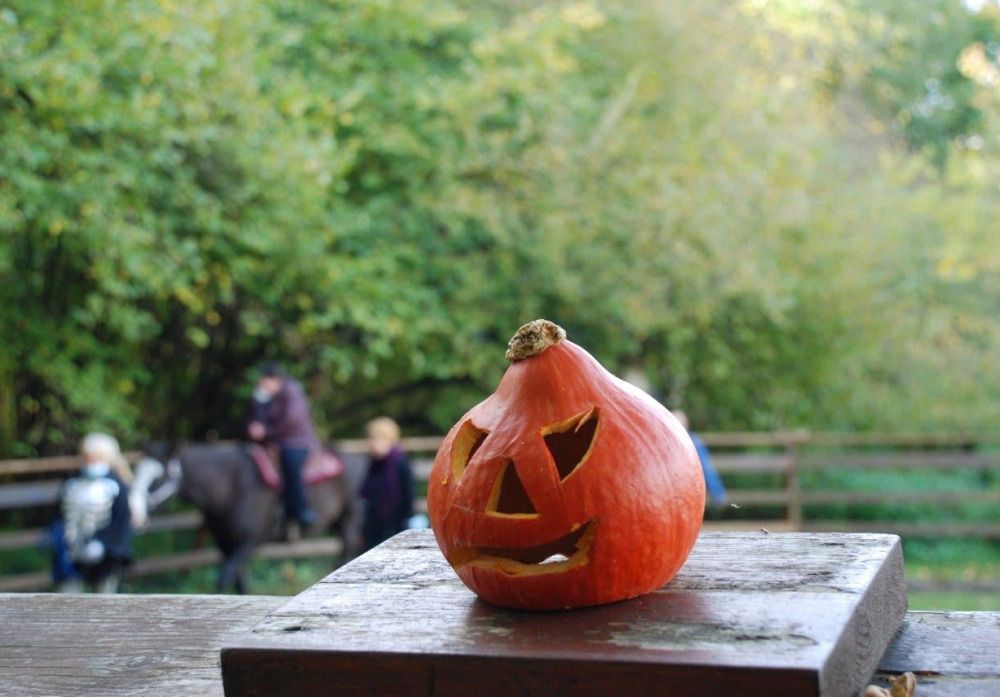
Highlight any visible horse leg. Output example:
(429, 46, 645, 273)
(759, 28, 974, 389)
(217, 541, 256, 594)
(234, 568, 248, 596)
(339, 490, 365, 563)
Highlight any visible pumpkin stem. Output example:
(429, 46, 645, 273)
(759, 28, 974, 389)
(506, 320, 567, 362)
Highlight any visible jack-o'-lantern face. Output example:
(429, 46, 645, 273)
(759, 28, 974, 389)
(442, 408, 601, 576)
(428, 320, 705, 610)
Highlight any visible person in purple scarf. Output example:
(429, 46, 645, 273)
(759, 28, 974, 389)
(360, 417, 415, 551)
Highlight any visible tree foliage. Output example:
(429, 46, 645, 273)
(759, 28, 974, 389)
(2, 0, 1000, 456)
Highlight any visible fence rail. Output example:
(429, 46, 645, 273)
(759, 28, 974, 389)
(0, 537, 343, 592)
(2, 432, 999, 592)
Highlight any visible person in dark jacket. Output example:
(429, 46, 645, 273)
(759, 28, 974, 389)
(52, 432, 134, 593)
(360, 417, 414, 551)
(248, 362, 319, 527)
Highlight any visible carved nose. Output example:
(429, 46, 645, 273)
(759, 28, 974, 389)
(487, 460, 537, 516)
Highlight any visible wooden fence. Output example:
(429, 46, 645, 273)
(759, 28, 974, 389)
(2, 432, 999, 592)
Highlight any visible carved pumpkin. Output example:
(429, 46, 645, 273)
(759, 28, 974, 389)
(427, 319, 705, 609)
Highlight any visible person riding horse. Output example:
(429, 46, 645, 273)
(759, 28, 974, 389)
(247, 362, 319, 530)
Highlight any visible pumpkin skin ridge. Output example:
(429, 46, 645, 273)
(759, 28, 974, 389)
(428, 332, 705, 610)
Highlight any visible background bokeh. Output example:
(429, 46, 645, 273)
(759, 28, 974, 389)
(2, 0, 1000, 608)
(3, 0, 1000, 454)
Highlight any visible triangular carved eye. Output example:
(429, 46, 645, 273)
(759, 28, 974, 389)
(487, 459, 537, 516)
(450, 420, 488, 482)
(542, 407, 600, 481)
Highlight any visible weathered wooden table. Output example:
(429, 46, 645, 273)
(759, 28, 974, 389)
(0, 531, 997, 696)
(0, 593, 285, 696)
(223, 531, 911, 696)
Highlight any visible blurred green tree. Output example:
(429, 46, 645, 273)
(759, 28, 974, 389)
(2, 0, 1000, 455)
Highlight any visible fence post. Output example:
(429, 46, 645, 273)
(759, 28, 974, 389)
(785, 432, 806, 531)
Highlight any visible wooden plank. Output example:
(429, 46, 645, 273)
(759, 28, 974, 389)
(724, 489, 790, 505)
(622, 488, 1000, 508)
(706, 431, 1000, 448)
(0, 480, 61, 510)
(0, 593, 286, 697)
(712, 453, 794, 473)
(143, 510, 204, 534)
(0, 451, 143, 477)
(0, 596, 994, 697)
(128, 537, 344, 577)
(799, 490, 1000, 506)
(335, 436, 443, 455)
(222, 530, 907, 697)
(0, 537, 345, 592)
(787, 443, 803, 527)
(412, 458, 433, 481)
(0, 570, 50, 592)
(127, 548, 223, 577)
(801, 522, 1000, 539)
(0, 454, 83, 476)
(699, 431, 811, 447)
(0, 511, 203, 554)
(702, 520, 796, 532)
(257, 537, 343, 561)
(804, 433, 1000, 447)
(877, 611, 1000, 675)
(869, 611, 1000, 696)
(0, 526, 46, 551)
(800, 453, 1000, 470)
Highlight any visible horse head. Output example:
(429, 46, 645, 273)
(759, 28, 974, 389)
(130, 442, 183, 529)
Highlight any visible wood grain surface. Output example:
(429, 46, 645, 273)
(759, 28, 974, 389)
(0, 598, 995, 695)
(222, 530, 908, 697)
(0, 593, 284, 697)
(869, 611, 1000, 696)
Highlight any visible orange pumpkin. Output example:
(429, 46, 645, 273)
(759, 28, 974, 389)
(427, 319, 705, 609)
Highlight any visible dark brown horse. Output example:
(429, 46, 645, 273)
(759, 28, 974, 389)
(133, 443, 366, 593)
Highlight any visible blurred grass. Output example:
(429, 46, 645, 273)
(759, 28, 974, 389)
(122, 558, 338, 596)
(908, 592, 1000, 611)
(903, 538, 1000, 611)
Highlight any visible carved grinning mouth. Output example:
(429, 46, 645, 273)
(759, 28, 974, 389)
(446, 518, 599, 577)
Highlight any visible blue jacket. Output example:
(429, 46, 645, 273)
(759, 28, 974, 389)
(690, 432, 727, 504)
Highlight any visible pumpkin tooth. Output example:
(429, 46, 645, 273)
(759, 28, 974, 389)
(446, 547, 480, 569)
(450, 518, 599, 575)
